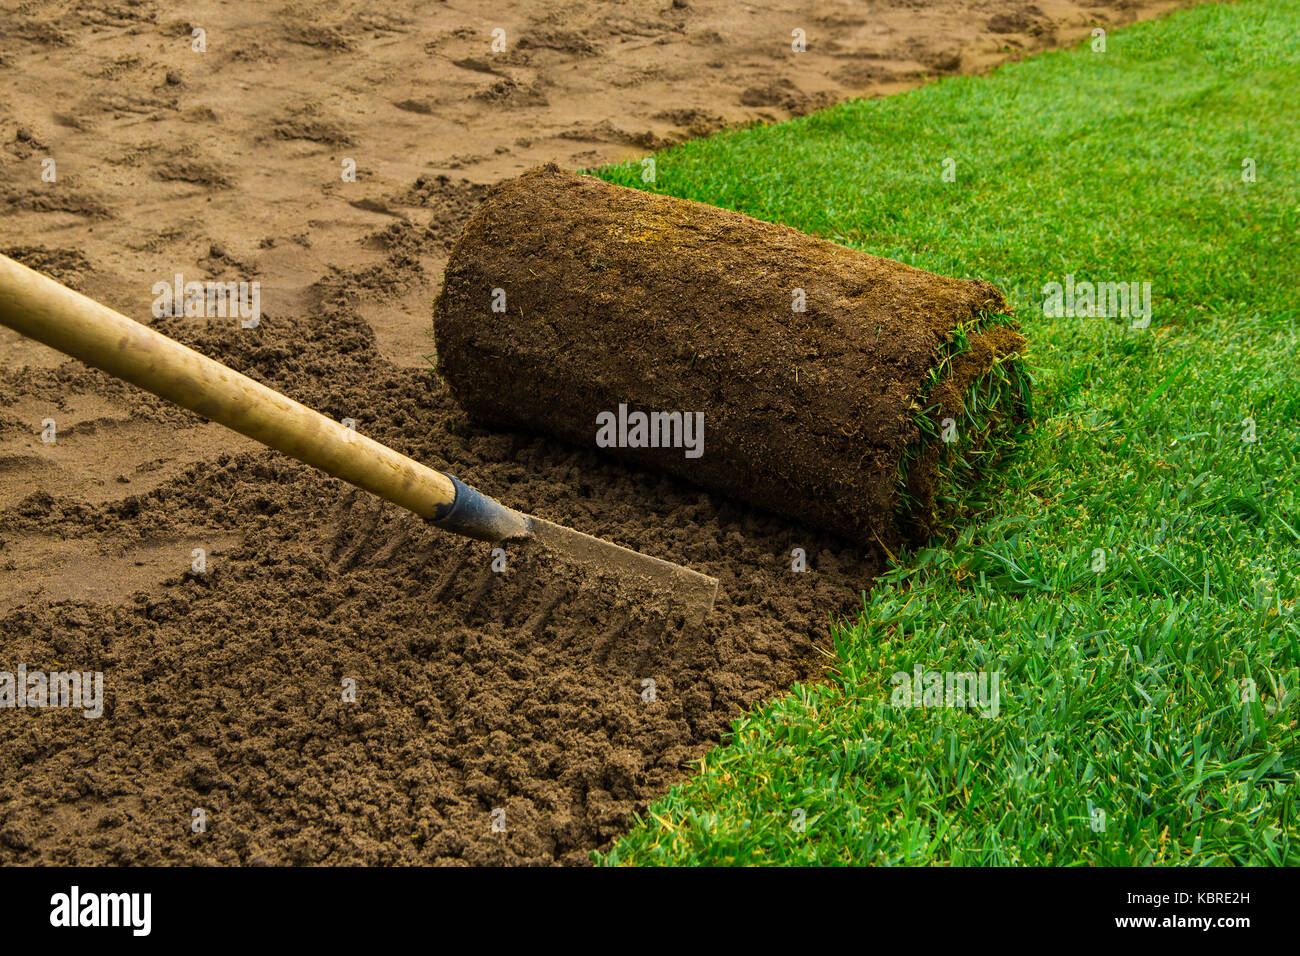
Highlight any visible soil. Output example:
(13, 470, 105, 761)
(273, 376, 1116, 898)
(0, 0, 1193, 864)
(0, 296, 881, 864)
(435, 166, 1023, 548)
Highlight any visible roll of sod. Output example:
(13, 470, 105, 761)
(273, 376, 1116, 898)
(434, 165, 1029, 546)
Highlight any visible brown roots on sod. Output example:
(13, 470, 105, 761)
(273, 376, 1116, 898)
(435, 166, 1027, 551)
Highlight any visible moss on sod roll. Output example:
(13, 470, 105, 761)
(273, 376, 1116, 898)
(434, 165, 1028, 547)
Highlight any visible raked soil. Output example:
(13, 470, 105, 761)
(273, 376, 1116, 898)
(0, 277, 885, 864)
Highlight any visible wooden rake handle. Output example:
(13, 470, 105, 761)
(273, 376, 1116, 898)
(0, 253, 528, 541)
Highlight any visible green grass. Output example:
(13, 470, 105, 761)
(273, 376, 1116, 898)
(593, 0, 1300, 866)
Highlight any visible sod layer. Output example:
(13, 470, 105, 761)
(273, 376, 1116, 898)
(434, 166, 1027, 547)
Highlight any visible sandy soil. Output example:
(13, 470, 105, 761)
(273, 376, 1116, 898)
(1, 0, 1193, 864)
